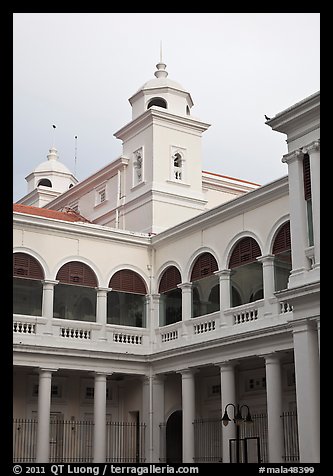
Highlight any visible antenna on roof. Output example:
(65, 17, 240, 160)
(74, 135, 78, 177)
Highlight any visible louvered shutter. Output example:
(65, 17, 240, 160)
(56, 261, 97, 287)
(191, 253, 218, 281)
(273, 222, 291, 255)
(109, 270, 146, 295)
(303, 154, 312, 200)
(13, 253, 44, 280)
(229, 238, 261, 269)
(159, 267, 181, 293)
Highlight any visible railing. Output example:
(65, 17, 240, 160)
(193, 418, 222, 463)
(240, 413, 268, 463)
(13, 321, 36, 334)
(230, 300, 264, 325)
(280, 302, 293, 313)
(191, 311, 219, 336)
(13, 295, 288, 353)
(60, 327, 91, 339)
(281, 411, 299, 462)
(13, 419, 146, 463)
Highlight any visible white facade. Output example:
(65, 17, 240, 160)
(13, 62, 320, 464)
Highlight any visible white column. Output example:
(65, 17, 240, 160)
(264, 353, 284, 462)
(216, 270, 232, 325)
(42, 280, 58, 334)
(257, 255, 278, 316)
(282, 150, 309, 286)
(180, 369, 196, 463)
(93, 372, 108, 463)
(178, 283, 192, 320)
(142, 374, 165, 463)
(96, 287, 110, 340)
(219, 362, 236, 463)
(305, 141, 320, 268)
(36, 368, 55, 463)
(292, 319, 320, 463)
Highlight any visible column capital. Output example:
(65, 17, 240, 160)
(177, 282, 192, 291)
(214, 269, 231, 278)
(260, 352, 282, 364)
(302, 140, 320, 155)
(42, 279, 59, 286)
(95, 287, 112, 293)
(38, 367, 58, 374)
(93, 371, 113, 379)
(216, 360, 238, 371)
(281, 149, 304, 164)
(256, 254, 275, 264)
(178, 368, 198, 378)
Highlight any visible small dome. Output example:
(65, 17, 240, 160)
(138, 61, 186, 93)
(140, 77, 186, 93)
(34, 147, 72, 175)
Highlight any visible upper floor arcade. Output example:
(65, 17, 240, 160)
(13, 174, 299, 357)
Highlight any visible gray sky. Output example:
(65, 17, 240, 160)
(13, 13, 320, 202)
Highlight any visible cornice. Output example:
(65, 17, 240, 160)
(266, 91, 320, 134)
(152, 175, 289, 246)
(13, 212, 151, 246)
(114, 108, 210, 141)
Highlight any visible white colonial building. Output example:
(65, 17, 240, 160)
(13, 59, 320, 465)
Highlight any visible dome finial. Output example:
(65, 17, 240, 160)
(154, 41, 168, 79)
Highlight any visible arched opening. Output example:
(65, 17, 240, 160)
(13, 252, 44, 316)
(229, 237, 263, 307)
(166, 410, 182, 463)
(54, 261, 98, 321)
(159, 266, 182, 326)
(191, 252, 219, 317)
(107, 270, 147, 327)
(147, 97, 167, 109)
(273, 221, 292, 291)
(37, 178, 52, 187)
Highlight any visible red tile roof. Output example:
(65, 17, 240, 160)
(13, 204, 91, 223)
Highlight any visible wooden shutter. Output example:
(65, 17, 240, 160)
(109, 270, 146, 295)
(229, 237, 261, 269)
(303, 154, 312, 200)
(191, 253, 218, 282)
(56, 261, 97, 287)
(159, 266, 181, 293)
(13, 253, 44, 280)
(273, 222, 291, 255)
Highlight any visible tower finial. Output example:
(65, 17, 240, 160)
(155, 42, 168, 79)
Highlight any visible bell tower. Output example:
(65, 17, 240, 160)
(114, 59, 210, 234)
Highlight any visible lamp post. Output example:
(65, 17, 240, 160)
(221, 403, 253, 463)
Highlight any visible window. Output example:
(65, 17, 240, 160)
(229, 238, 263, 307)
(147, 97, 167, 109)
(107, 270, 147, 327)
(173, 153, 182, 180)
(170, 146, 186, 183)
(303, 154, 314, 246)
(95, 184, 107, 206)
(54, 261, 97, 322)
(273, 222, 292, 291)
(13, 253, 44, 316)
(159, 266, 182, 326)
(99, 189, 106, 203)
(191, 253, 219, 318)
(37, 178, 52, 187)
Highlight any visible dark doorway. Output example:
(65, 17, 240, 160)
(166, 410, 182, 463)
